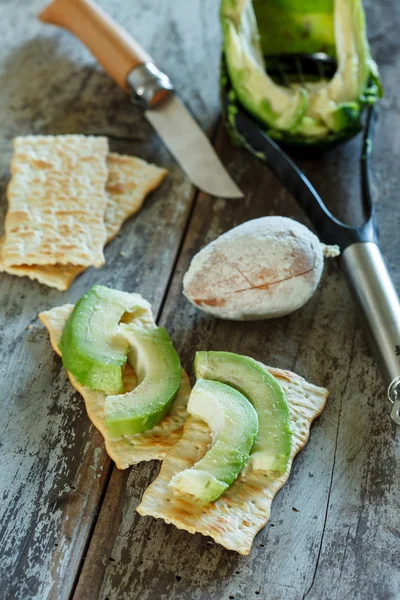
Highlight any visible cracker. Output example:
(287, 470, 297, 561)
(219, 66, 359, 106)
(2, 135, 109, 268)
(39, 303, 189, 468)
(104, 153, 168, 241)
(0, 237, 84, 291)
(0, 152, 167, 290)
(137, 365, 328, 555)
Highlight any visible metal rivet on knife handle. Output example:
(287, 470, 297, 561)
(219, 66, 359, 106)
(127, 63, 174, 110)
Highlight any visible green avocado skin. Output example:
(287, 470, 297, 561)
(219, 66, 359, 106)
(59, 285, 144, 395)
(330, 102, 361, 133)
(194, 351, 292, 474)
(170, 379, 259, 503)
(105, 326, 181, 437)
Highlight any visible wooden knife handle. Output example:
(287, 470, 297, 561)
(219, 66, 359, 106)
(39, 0, 152, 92)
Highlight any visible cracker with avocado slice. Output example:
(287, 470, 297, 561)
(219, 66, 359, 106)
(39, 303, 189, 468)
(137, 366, 328, 555)
(0, 151, 167, 290)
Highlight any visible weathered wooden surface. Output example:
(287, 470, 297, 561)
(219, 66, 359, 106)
(0, 1, 220, 598)
(1, 0, 399, 599)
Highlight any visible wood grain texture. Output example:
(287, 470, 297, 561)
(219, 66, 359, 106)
(1, 0, 400, 599)
(73, 0, 400, 597)
(72, 128, 353, 600)
(0, 0, 221, 598)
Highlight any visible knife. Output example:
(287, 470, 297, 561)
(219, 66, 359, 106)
(39, 0, 243, 199)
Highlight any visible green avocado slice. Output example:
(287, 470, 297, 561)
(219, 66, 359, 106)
(59, 285, 152, 395)
(169, 379, 258, 502)
(194, 351, 292, 473)
(105, 325, 181, 437)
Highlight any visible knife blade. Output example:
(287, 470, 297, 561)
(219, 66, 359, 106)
(145, 95, 243, 198)
(39, 0, 243, 199)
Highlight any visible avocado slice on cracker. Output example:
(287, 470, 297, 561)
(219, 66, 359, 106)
(170, 379, 258, 502)
(105, 325, 181, 437)
(59, 285, 152, 395)
(194, 351, 292, 473)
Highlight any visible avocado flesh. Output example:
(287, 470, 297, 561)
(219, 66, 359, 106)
(105, 325, 181, 437)
(170, 379, 259, 502)
(222, 0, 308, 131)
(194, 351, 292, 473)
(59, 286, 151, 395)
(306, 0, 379, 132)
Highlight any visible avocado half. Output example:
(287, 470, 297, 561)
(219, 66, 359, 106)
(221, 0, 382, 151)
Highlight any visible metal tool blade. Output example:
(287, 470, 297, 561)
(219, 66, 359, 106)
(145, 95, 243, 199)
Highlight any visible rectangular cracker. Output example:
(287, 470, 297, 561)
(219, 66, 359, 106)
(104, 153, 168, 242)
(39, 303, 189, 468)
(137, 366, 329, 555)
(2, 135, 109, 268)
(0, 237, 84, 290)
(0, 152, 167, 290)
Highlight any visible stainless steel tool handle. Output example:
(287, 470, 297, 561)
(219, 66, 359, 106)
(341, 242, 400, 424)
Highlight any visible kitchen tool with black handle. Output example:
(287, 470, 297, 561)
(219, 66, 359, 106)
(224, 54, 400, 425)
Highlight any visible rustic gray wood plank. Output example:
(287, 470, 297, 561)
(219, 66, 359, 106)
(72, 127, 353, 600)
(0, 0, 221, 598)
(73, 1, 400, 597)
(2, 0, 399, 598)
(303, 1, 400, 597)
